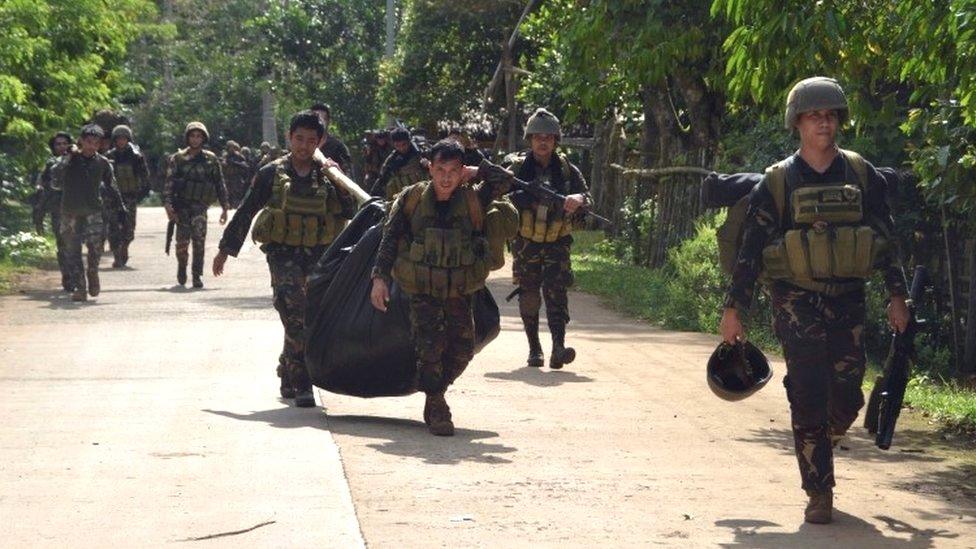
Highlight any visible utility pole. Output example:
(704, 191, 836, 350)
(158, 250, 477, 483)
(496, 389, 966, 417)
(385, 0, 396, 126)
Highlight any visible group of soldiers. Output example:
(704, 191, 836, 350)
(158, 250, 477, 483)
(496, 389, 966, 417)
(31, 76, 898, 525)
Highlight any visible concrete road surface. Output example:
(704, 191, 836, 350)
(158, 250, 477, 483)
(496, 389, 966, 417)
(1, 207, 973, 548)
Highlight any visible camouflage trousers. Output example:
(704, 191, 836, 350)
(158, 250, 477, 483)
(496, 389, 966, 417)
(268, 249, 321, 392)
(771, 282, 867, 492)
(408, 293, 475, 395)
(47, 204, 70, 289)
(512, 235, 574, 335)
(108, 195, 140, 259)
(60, 212, 104, 293)
(174, 202, 208, 277)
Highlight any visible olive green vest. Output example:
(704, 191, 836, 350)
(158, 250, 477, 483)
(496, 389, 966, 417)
(760, 149, 888, 294)
(509, 154, 575, 242)
(171, 149, 219, 205)
(114, 161, 140, 195)
(60, 154, 106, 216)
(392, 182, 490, 299)
(251, 157, 347, 249)
(385, 155, 427, 201)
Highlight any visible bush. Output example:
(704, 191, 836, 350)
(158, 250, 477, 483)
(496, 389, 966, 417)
(0, 231, 53, 263)
(660, 214, 726, 332)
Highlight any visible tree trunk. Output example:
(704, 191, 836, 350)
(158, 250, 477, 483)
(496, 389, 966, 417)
(962, 238, 976, 378)
(261, 85, 278, 148)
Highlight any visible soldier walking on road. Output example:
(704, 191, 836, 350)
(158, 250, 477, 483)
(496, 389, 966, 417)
(213, 111, 355, 407)
(719, 77, 911, 524)
(53, 124, 126, 302)
(505, 108, 590, 370)
(34, 132, 74, 291)
(106, 125, 150, 268)
(164, 122, 229, 289)
(222, 140, 252, 208)
(370, 139, 512, 436)
(369, 127, 427, 201)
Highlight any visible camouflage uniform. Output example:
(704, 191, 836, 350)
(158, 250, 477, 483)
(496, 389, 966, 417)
(106, 143, 150, 267)
(372, 161, 511, 432)
(363, 136, 393, 191)
(369, 146, 427, 201)
(222, 143, 252, 208)
(320, 134, 352, 175)
(725, 152, 907, 492)
(54, 150, 124, 298)
(36, 155, 70, 289)
(164, 148, 229, 283)
(506, 151, 589, 367)
(219, 155, 355, 395)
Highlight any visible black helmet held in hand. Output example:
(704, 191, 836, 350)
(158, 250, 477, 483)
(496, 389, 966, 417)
(707, 341, 773, 401)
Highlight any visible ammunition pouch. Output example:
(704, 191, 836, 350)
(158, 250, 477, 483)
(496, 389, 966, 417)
(250, 162, 346, 248)
(177, 178, 217, 205)
(518, 204, 571, 243)
(762, 225, 887, 292)
(791, 184, 863, 225)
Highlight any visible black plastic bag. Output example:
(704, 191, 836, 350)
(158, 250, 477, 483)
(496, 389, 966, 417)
(305, 201, 500, 398)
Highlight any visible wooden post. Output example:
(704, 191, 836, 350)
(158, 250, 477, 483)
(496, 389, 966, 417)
(503, 42, 518, 153)
(942, 204, 963, 372)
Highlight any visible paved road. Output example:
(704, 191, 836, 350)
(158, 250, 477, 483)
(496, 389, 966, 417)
(1, 207, 973, 547)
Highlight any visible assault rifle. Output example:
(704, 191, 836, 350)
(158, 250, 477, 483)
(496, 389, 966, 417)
(864, 265, 928, 450)
(510, 176, 613, 228)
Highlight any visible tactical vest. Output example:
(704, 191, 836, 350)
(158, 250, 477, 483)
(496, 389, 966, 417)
(385, 155, 427, 201)
(60, 154, 105, 216)
(392, 183, 490, 299)
(509, 154, 575, 243)
(250, 158, 347, 249)
(760, 149, 888, 294)
(114, 161, 140, 195)
(172, 149, 219, 204)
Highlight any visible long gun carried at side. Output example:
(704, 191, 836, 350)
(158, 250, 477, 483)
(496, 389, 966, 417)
(863, 265, 928, 450)
(510, 176, 613, 228)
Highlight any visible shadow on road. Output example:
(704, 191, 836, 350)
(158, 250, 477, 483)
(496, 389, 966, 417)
(737, 427, 945, 465)
(484, 367, 594, 387)
(203, 295, 273, 310)
(715, 511, 958, 548)
(202, 406, 328, 430)
(326, 414, 517, 466)
(20, 290, 104, 310)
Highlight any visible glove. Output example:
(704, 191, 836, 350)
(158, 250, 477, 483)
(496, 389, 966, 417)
(476, 160, 514, 185)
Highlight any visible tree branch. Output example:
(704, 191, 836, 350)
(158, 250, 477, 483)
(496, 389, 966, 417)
(610, 163, 712, 178)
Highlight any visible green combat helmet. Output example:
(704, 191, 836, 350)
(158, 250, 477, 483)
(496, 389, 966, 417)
(784, 76, 849, 130)
(706, 341, 773, 401)
(184, 121, 210, 143)
(225, 140, 240, 152)
(111, 125, 133, 141)
(523, 108, 562, 140)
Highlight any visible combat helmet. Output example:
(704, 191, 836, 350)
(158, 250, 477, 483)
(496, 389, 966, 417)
(111, 125, 133, 141)
(784, 77, 849, 130)
(225, 140, 240, 152)
(707, 341, 773, 401)
(184, 121, 210, 143)
(524, 108, 561, 140)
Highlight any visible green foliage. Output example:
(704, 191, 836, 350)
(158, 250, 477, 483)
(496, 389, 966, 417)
(905, 374, 976, 436)
(0, 231, 53, 263)
(0, 0, 157, 172)
(659, 216, 726, 332)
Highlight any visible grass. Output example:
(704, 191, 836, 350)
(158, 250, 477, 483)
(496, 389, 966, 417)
(571, 229, 976, 437)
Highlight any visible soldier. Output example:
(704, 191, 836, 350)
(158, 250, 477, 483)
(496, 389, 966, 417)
(164, 121, 229, 289)
(214, 111, 355, 406)
(362, 129, 393, 191)
(310, 103, 353, 175)
(369, 127, 427, 201)
(719, 77, 910, 524)
(369, 139, 511, 436)
(505, 108, 590, 370)
(222, 140, 251, 208)
(35, 132, 74, 291)
(106, 125, 150, 268)
(53, 124, 125, 302)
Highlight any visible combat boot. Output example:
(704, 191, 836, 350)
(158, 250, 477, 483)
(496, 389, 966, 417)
(548, 324, 576, 370)
(424, 393, 454, 436)
(119, 245, 129, 267)
(804, 489, 833, 524)
(524, 323, 544, 368)
(294, 389, 316, 408)
(279, 377, 295, 399)
(86, 267, 99, 297)
(177, 262, 187, 286)
(72, 288, 87, 302)
(192, 275, 204, 289)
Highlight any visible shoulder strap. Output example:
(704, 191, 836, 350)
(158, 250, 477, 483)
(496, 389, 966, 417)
(839, 148, 868, 189)
(765, 160, 789, 225)
(558, 153, 572, 181)
(464, 187, 484, 231)
(402, 183, 425, 217)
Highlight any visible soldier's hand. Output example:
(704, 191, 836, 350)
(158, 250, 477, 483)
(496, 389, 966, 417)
(477, 161, 514, 184)
(564, 193, 586, 214)
(213, 250, 228, 277)
(370, 277, 390, 312)
(219, 208, 228, 225)
(719, 307, 746, 344)
(164, 204, 176, 222)
(887, 296, 910, 333)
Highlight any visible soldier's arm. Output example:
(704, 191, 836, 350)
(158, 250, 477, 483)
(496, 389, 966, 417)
(723, 182, 778, 313)
(336, 140, 352, 173)
(473, 159, 514, 208)
(135, 153, 151, 195)
(370, 155, 396, 197)
(218, 165, 274, 257)
(213, 159, 230, 210)
(371, 192, 410, 283)
(864, 164, 908, 297)
(334, 185, 357, 220)
(162, 155, 177, 206)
